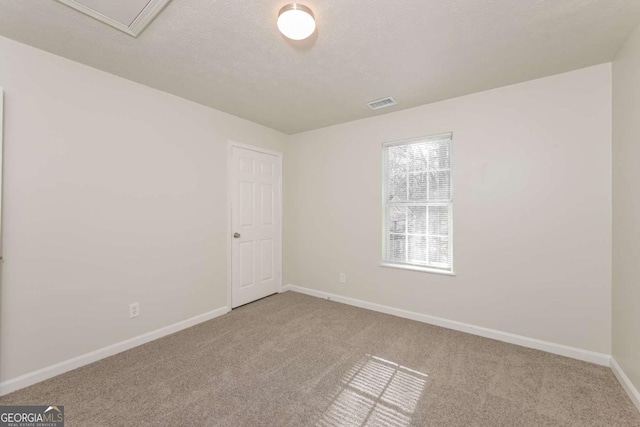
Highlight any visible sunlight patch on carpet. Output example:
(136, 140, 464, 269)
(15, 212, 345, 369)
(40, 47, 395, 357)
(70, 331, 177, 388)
(317, 355, 428, 427)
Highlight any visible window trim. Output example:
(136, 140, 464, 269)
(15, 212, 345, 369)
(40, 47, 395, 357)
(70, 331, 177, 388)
(380, 262, 456, 276)
(380, 132, 454, 276)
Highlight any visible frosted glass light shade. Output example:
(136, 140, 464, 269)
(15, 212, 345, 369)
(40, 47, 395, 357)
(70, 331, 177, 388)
(277, 4, 315, 40)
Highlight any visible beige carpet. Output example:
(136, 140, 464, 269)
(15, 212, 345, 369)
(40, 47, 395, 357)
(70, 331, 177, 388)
(1, 291, 639, 426)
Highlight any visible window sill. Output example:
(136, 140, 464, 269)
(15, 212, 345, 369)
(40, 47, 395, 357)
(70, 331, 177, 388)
(380, 262, 456, 276)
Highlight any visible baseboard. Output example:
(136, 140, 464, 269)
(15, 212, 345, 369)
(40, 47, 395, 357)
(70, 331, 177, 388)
(282, 284, 611, 366)
(0, 306, 230, 397)
(611, 358, 640, 412)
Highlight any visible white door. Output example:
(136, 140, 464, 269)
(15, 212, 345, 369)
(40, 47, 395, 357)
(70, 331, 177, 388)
(230, 145, 282, 308)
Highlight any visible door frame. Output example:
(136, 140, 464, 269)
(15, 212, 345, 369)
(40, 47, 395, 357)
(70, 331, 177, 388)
(226, 140, 283, 310)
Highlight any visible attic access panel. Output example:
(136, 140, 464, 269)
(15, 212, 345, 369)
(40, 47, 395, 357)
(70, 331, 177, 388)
(56, 0, 171, 37)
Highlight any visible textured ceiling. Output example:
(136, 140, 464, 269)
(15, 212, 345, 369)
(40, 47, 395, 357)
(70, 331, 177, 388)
(1, 0, 639, 134)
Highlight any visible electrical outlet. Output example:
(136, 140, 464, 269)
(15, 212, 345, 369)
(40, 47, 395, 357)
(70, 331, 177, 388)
(129, 302, 140, 318)
(339, 273, 346, 284)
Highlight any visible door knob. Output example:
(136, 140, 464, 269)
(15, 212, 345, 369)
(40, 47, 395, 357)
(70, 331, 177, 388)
(233, 232, 241, 238)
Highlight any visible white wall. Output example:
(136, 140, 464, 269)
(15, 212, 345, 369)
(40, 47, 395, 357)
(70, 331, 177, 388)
(285, 64, 612, 354)
(613, 22, 640, 393)
(0, 36, 287, 383)
(0, 32, 617, 389)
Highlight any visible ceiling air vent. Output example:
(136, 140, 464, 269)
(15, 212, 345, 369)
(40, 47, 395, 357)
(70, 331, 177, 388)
(367, 97, 398, 110)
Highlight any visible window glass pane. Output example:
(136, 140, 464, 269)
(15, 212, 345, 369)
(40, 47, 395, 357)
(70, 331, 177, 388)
(428, 237, 449, 265)
(408, 206, 426, 234)
(428, 206, 449, 236)
(408, 235, 427, 264)
(428, 143, 450, 170)
(388, 206, 407, 233)
(388, 145, 407, 163)
(388, 234, 406, 262)
(388, 173, 407, 202)
(407, 144, 428, 172)
(409, 172, 428, 201)
(428, 171, 450, 200)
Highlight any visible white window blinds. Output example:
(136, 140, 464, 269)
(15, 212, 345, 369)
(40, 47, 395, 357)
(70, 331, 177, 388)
(382, 133, 453, 273)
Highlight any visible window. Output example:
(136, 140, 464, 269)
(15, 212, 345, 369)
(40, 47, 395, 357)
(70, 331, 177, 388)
(382, 133, 453, 274)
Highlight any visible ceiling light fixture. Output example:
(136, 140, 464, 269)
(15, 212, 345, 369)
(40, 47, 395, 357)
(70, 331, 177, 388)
(277, 3, 316, 40)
